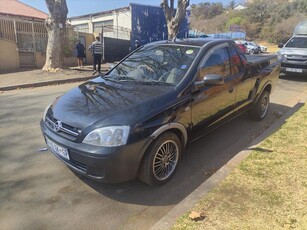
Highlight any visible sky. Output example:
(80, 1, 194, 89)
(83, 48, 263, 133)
(19, 0, 237, 17)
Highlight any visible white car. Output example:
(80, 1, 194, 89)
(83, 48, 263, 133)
(259, 45, 267, 52)
(235, 40, 260, 54)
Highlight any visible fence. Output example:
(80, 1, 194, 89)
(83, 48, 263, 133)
(0, 16, 76, 68)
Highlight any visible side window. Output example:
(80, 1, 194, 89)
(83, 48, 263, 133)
(197, 47, 230, 81)
(229, 45, 244, 75)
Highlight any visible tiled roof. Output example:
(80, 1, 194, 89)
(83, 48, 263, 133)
(0, 0, 48, 19)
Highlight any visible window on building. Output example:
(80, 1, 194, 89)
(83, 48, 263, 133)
(74, 24, 89, 33)
(93, 20, 114, 33)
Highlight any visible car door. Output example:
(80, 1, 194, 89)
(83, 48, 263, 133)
(190, 42, 237, 139)
(230, 44, 259, 111)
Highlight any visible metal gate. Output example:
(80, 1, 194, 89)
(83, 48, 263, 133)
(15, 20, 48, 67)
(0, 17, 48, 68)
(1, 16, 80, 69)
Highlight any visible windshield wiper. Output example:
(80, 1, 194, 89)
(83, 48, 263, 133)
(113, 76, 136, 81)
(142, 80, 174, 86)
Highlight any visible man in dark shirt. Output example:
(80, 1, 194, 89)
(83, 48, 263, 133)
(89, 36, 103, 75)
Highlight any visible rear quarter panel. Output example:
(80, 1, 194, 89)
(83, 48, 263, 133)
(254, 57, 280, 101)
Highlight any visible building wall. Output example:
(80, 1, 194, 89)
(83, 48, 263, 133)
(35, 52, 45, 68)
(78, 32, 95, 64)
(35, 32, 95, 68)
(70, 8, 131, 40)
(35, 53, 77, 68)
(0, 39, 19, 72)
(0, 33, 95, 72)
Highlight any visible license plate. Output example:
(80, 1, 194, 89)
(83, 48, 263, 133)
(46, 137, 69, 160)
(286, 68, 303, 73)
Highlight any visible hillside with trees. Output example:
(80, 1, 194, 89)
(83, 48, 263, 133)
(190, 0, 307, 43)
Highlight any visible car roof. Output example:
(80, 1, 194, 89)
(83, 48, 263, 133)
(146, 38, 230, 48)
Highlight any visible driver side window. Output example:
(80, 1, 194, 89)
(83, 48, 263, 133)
(197, 47, 230, 81)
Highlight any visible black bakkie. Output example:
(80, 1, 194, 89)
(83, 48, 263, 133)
(41, 38, 280, 186)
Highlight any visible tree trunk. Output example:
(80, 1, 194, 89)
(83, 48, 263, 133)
(161, 0, 190, 41)
(43, 0, 68, 72)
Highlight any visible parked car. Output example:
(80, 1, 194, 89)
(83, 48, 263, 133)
(248, 42, 267, 53)
(259, 45, 268, 52)
(41, 38, 280, 186)
(236, 43, 247, 54)
(236, 40, 260, 54)
(277, 20, 307, 75)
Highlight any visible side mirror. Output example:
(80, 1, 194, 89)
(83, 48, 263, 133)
(278, 43, 284, 48)
(194, 74, 224, 89)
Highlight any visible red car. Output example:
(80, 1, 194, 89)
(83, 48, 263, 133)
(236, 43, 247, 54)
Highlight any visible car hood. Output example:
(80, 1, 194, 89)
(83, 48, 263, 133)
(49, 77, 175, 129)
(278, 47, 307, 56)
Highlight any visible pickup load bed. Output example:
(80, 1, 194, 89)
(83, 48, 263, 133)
(246, 54, 277, 64)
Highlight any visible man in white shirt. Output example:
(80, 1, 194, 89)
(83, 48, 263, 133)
(89, 36, 103, 74)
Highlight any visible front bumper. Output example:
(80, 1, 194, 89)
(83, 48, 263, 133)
(280, 60, 307, 75)
(281, 66, 307, 75)
(40, 120, 149, 183)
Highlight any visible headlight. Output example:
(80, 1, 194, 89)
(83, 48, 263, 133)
(276, 52, 283, 61)
(43, 103, 52, 122)
(83, 126, 130, 147)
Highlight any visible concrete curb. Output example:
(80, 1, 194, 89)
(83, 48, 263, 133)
(0, 76, 95, 91)
(151, 99, 306, 230)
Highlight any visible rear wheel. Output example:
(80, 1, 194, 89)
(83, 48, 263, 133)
(138, 132, 181, 186)
(248, 91, 270, 121)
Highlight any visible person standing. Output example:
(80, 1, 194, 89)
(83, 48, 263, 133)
(89, 36, 103, 75)
(75, 40, 86, 68)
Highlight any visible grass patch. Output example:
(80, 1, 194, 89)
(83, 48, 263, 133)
(173, 104, 307, 230)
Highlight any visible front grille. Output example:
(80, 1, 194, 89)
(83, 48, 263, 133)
(45, 113, 80, 141)
(285, 55, 307, 62)
(281, 63, 307, 69)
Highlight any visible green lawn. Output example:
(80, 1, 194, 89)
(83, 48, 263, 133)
(173, 104, 307, 230)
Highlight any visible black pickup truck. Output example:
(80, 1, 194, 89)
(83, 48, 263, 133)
(41, 38, 280, 185)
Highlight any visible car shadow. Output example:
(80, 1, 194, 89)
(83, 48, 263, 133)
(76, 102, 297, 206)
(279, 73, 307, 82)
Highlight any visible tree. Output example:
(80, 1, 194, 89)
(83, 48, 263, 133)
(190, 2, 224, 20)
(160, 0, 190, 40)
(43, 0, 68, 71)
(228, 0, 236, 10)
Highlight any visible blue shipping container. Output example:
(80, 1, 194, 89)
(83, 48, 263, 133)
(130, 3, 189, 49)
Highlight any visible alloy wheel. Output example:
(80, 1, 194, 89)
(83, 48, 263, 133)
(152, 140, 179, 181)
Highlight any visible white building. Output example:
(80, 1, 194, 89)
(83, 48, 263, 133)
(68, 6, 131, 40)
(234, 5, 247, 10)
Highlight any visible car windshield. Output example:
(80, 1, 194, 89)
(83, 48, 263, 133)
(107, 45, 199, 85)
(285, 37, 307, 48)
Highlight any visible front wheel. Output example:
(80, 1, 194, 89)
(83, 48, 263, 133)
(138, 132, 182, 186)
(248, 91, 270, 121)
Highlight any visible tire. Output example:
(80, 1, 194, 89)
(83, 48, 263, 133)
(248, 91, 270, 121)
(138, 132, 182, 186)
